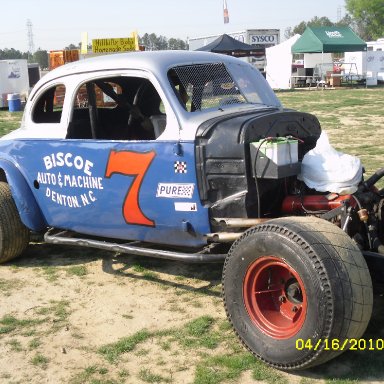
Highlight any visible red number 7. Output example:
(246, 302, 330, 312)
(105, 150, 156, 227)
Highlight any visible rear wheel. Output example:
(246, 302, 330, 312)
(222, 216, 373, 370)
(0, 182, 29, 263)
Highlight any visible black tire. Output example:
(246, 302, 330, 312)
(222, 216, 373, 370)
(0, 182, 29, 263)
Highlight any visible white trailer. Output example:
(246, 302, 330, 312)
(344, 50, 384, 84)
(0, 60, 29, 107)
(367, 38, 384, 52)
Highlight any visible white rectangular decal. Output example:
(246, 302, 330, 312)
(156, 183, 194, 199)
(174, 202, 197, 212)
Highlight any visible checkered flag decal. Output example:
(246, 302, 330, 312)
(174, 161, 187, 173)
(180, 184, 193, 197)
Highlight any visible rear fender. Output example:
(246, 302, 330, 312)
(0, 159, 47, 231)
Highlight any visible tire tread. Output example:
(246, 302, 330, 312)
(0, 182, 29, 263)
(222, 216, 373, 370)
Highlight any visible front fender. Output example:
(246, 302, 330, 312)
(0, 159, 47, 231)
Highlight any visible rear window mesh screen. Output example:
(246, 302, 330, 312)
(170, 63, 246, 111)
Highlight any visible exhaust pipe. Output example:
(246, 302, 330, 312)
(211, 217, 269, 229)
(44, 229, 226, 263)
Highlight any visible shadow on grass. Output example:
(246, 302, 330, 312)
(9, 242, 223, 298)
(9, 242, 105, 268)
(101, 252, 223, 298)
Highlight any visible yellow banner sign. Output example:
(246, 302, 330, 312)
(92, 38, 136, 53)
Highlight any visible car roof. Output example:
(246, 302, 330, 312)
(42, 50, 242, 82)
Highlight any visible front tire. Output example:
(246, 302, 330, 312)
(222, 217, 373, 370)
(0, 182, 29, 263)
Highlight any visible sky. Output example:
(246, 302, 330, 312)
(0, 0, 346, 52)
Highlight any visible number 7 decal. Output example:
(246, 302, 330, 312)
(105, 150, 156, 227)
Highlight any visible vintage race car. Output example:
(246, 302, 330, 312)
(2, 51, 287, 251)
(0, 50, 379, 370)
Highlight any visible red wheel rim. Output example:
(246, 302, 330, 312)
(243, 256, 307, 339)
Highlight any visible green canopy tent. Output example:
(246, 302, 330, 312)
(291, 26, 367, 54)
(291, 26, 367, 85)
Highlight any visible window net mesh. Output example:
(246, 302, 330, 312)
(171, 63, 246, 111)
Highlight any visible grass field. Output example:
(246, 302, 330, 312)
(0, 87, 384, 384)
(0, 110, 23, 136)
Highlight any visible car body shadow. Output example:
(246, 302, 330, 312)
(9, 242, 224, 299)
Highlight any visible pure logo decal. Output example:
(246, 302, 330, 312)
(156, 183, 194, 198)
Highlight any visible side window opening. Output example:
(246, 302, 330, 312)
(32, 84, 65, 123)
(168, 64, 246, 112)
(66, 77, 166, 140)
(168, 62, 281, 111)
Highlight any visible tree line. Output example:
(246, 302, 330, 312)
(0, 34, 188, 69)
(285, 0, 383, 40)
(0, 48, 49, 68)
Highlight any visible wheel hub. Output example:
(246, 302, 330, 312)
(243, 256, 307, 339)
(285, 279, 303, 304)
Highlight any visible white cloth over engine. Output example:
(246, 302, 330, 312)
(298, 131, 363, 194)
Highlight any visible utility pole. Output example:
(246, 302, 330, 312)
(26, 19, 35, 60)
(337, 6, 342, 23)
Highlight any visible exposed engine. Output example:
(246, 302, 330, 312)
(281, 169, 384, 256)
(196, 109, 384, 259)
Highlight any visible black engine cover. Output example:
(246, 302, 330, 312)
(195, 108, 321, 218)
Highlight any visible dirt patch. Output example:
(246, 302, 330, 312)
(0, 243, 227, 383)
(1, 242, 384, 384)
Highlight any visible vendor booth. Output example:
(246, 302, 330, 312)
(266, 35, 332, 89)
(291, 26, 367, 87)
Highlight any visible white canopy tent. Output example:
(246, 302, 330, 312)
(266, 36, 335, 89)
(266, 35, 300, 89)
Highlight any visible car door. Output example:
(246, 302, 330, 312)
(18, 73, 210, 248)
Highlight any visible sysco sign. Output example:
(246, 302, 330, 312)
(250, 35, 278, 44)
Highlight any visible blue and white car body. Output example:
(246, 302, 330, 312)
(0, 50, 321, 257)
